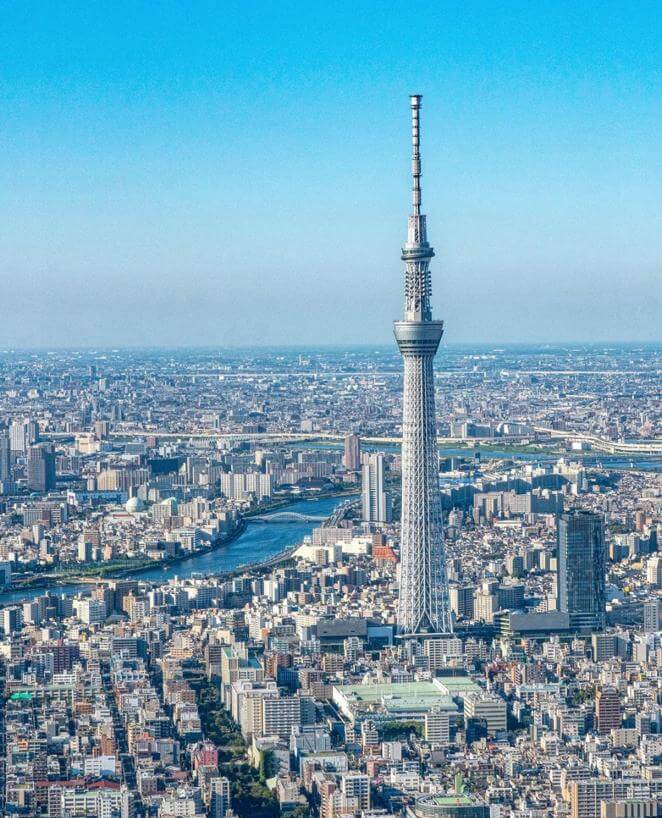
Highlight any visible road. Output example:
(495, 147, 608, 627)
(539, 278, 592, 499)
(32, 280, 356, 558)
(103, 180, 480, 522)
(101, 661, 144, 816)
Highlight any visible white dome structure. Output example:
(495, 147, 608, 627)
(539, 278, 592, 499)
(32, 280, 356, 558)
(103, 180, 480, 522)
(125, 496, 145, 513)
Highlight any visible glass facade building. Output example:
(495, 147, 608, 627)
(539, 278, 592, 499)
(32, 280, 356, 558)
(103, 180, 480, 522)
(557, 510, 606, 631)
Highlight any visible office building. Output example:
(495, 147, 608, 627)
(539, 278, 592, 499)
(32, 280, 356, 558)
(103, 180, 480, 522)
(394, 95, 452, 635)
(27, 442, 56, 493)
(497, 582, 525, 611)
(557, 510, 606, 631)
(592, 633, 629, 662)
(464, 692, 507, 736)
(0, 561, 11, 587)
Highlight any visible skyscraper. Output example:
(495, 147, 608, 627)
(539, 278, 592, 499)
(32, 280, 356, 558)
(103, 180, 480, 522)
(9, 420, 27, 453)
(394, 95, 452, 636)
(9, 418, 39, 453)
(557, 509, 606, 631)
(27, 443, 56, 493)
(343, 433, 361, 471)
(0, 430, 11, 486)
(361, 453, 392, 524)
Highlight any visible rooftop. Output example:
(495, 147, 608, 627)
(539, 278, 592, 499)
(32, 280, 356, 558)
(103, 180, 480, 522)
(426, 796, 475, 806)
(334, 682, 457, 714)
(434, 677, 482, 695)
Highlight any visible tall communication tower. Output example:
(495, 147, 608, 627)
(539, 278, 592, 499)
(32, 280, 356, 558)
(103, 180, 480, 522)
(394, 95, 452, 636)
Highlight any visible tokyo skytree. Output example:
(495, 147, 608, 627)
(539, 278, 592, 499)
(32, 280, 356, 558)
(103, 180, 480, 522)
(394, 95, 452, 636)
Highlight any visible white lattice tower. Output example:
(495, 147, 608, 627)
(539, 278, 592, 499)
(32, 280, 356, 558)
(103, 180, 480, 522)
(394, 95, 452, 636)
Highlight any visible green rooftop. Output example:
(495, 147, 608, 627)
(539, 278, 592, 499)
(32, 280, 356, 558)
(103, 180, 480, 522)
(338, 681, 445, 701)
(333, 682, 457, 716)
(427, 796, 474, 806)
(435, 677, 482, 695)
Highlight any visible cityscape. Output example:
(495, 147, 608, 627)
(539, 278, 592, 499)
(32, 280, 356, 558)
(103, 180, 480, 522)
(1, 5, 661, 818)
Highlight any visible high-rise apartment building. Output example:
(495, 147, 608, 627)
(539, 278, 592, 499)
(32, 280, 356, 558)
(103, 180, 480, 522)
(0, 430, 11, 486)
(27, 442, 56, 493)
(9, 418, 39, 453)
(219, 472, 272, 502)
(209, 777, 231, 818)
(568, 781, 635, 818)
(361, 453, 392, 523)
(340, 773, 370, 812)
(261, 695, 302, 740)
(10, 421, 25, 453)
(557, 510, 606, 631)
(596, 686, 621, 734)
(343, 433, 361, 471)
(450, 585, 475, 621)
(424, 710, 450, 746)
(647, 555, 662, 588)
(643, 599, 662, 633)
(394, 95, 452, 636)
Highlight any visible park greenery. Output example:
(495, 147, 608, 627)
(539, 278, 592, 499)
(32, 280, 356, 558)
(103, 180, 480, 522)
(190, 673, 280, 818)
(380, 719, 423, 740)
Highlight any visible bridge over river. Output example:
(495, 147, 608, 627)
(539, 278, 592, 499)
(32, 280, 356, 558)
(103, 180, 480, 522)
(247, 511, 328, 524)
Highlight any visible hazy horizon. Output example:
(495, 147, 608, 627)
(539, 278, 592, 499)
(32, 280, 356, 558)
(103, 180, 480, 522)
(1, 2, 660, 347)
(1, 340, 660, 354)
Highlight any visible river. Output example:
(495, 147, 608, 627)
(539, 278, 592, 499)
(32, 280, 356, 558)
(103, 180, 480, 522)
(0, 494, 356, 606)
(3, 435, 658, 606)
(299, 441, 662, 472)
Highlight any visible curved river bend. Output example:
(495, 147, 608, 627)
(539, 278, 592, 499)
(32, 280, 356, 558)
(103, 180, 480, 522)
(0, 494, 355, 606)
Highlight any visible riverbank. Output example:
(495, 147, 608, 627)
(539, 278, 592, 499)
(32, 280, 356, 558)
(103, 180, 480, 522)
(10, 487, 359, 591)
(3, 492, 359, 600)
(241, 484, 358, 518)
(11, 519, 249, 592)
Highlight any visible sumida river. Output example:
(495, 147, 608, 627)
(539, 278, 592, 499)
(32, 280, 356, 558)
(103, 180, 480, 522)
(0, 494, 357, 606)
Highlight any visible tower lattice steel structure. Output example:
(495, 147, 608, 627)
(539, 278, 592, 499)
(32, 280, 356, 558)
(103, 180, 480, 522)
(394, 95, 452, 636)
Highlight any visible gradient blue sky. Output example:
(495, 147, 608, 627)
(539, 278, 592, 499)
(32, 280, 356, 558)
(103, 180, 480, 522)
(1, 1, 660, 347)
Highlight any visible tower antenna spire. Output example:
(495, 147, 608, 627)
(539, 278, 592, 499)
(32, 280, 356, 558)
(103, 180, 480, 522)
(410, 94, 422, 216)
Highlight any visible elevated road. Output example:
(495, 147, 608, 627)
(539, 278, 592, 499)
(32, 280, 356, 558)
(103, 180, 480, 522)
(73, 428, 661, 457)
(531, 426, 662, 455)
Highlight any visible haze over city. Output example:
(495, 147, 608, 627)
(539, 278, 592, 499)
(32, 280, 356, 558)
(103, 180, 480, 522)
(1, 1, 660, 347)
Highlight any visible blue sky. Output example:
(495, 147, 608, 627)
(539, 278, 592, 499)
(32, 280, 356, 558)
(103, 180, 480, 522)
(0, 1, 660, 347)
